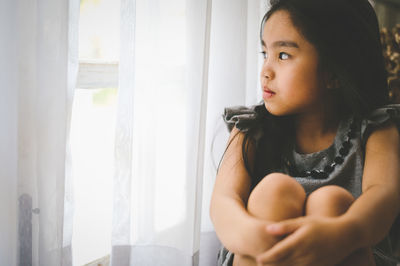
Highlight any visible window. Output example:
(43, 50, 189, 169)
(71, 0, 120, 264)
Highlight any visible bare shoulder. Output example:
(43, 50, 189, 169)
(365, 122, 400, 152)
(213, 127, 254, 202)
(363, 122, 400, 190)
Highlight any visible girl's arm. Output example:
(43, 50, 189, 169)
(210, 127, 270, 256)
(341, 122, 400, 248)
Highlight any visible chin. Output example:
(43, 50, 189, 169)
(264, 102, 287, 117)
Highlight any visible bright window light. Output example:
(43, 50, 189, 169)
(72, 0, 120, 265)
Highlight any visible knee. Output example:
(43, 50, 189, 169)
(247, 173, 306, 219)
(306, 186, 355, 216)
(248, 173, 305, 205)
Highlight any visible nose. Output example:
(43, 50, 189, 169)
(261, 61, 274, 80)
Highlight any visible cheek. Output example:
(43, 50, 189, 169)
(280, 64, 322, 102)
(292, 62, 320, 90)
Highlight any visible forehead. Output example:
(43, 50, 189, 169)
(262, 10, 307, 48)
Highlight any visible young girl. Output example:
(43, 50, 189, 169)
(210, 0, 400, 265)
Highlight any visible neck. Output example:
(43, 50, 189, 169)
(293, 102, 341, 154)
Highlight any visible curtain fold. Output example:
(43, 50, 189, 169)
(113, 0, 269, 265)
(0, 1, 18, 265)
(112, 0, 136, 263)
(0, 0, 79, 265)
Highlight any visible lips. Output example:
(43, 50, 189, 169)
(262, 87, 276, 99)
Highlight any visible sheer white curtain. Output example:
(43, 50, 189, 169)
(0, 1, 18, 265)
(112, 0, 269, 265)
(0, 0, 79, 265)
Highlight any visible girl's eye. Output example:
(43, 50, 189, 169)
(279, 52, 290, 60)
(260, 51, 267, 59)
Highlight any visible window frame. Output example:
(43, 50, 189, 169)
(77, 60, 119, 89)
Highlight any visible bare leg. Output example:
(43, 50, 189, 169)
(233, 173, 306, 266)
(306, 186, 376, 266)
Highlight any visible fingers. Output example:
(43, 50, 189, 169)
(266, 217, 304, 236)
(256, 233, 297, 264)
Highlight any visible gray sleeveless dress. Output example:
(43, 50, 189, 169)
(217, 104, 400, 266)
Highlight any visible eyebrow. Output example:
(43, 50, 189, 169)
(261, 40, 300, 49)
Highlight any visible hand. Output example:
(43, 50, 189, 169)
(255, 216, 353, 266)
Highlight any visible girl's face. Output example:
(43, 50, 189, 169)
(261, 10, 327, 117)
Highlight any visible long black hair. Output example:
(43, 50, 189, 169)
(240, 0, 389, 189)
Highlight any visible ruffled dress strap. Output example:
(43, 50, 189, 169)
(223, 105, 259, 132)
(223, 104, 268, 145)
(361, 104, 400, 147)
